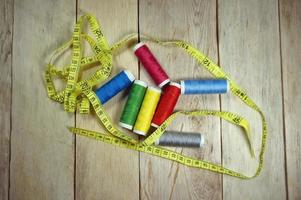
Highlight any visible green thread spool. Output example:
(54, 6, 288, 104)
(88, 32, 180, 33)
(119, 80, 147, 130)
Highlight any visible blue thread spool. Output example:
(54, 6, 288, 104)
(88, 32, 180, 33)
(95, 70, 135, 104)
(180, 79, 229, 94)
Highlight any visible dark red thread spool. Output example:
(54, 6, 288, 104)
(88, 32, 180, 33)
(134, 43, 170, 87)
(151, 82, 181, 127)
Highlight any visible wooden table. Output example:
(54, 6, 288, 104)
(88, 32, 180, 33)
(1, 0, 300, 199)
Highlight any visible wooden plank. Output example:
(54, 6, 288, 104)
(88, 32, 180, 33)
(139, 0, 222, 199)
(218, 0, 286, 199)
(76, 1, 139, 199)
(279, 0, 301, 199)
(10, 0, 75, 199)
(0, 0, 13, 199)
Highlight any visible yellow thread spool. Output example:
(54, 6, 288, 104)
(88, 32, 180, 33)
(133, 86, 161, 136)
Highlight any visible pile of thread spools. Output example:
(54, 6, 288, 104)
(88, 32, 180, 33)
(95, 43, 229, 148)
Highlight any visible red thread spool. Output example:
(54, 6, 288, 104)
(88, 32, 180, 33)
(151, 82, 181, 127)
(134, 43, 170, 87)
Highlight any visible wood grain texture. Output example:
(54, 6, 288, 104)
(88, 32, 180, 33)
(0, 0, 13, 199)
(139, 0, 222, 199)
(3, 0, 295, 199)
(218, 0, 286, 199)
(76, 1, 139, 199)
(280, 0, 301, 199)
(10, 0, 75, 199)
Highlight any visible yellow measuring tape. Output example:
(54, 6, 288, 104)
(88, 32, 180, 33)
(44, 14, 267, 179)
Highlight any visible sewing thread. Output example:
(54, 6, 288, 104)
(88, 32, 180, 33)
(95, 70, 135, 104)
(181, 79, 229, 94)
(119, 80, 147, 130)
(151, 82, 181, 127)
(133, 86, 161, 136)
(134, 43, 170, 87)
(155, 131, 205, 148)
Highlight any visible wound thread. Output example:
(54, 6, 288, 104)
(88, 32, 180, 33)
(151, 82, 181, 127)
(119, 80, 147, 130)
(181, 79, 229, 94)
(155, 131, 205, 148)
(134, 43, 170, 87)
(95, 70, 135, 104)
(133, 86, 161, 136)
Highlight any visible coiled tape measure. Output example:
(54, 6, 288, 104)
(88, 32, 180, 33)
(44, 14, 267, 179)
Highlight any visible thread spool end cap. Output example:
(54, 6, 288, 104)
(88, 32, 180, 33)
(226, 80, 230, 92)
(133, 42, 146, 52)
(158, 79, 170, 88)
(123, 70, 135, 82)
(134, 80, 147, 87)
(180, 80, 185, 94)
(119, 122, 133, 130)
(200, 135, 205, 147)
(151, 123, 159, 128)
(133, 129, 147, 136)
(169, 82, 181, 89)
(148, 86, 161, 94)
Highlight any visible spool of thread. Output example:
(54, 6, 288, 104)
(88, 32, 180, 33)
(155, 131, 205, 148)
(134, 43, 170, 87)
(133, 86, 161, 136)
(151, 82, 181, 127)
(180, 79, 229, 94)
(95, 70, 135, 104)
(119, 80, 147, 130)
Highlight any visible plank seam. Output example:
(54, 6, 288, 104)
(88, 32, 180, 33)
(74, 0, 78, 199)
(137, 0, 141, 199)
(8, 0, 15, 199)
(277, 0, 289, 199)
(216, 0, 223, 199)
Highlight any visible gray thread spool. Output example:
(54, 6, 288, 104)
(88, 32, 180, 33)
(155, 131, 205, 148)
